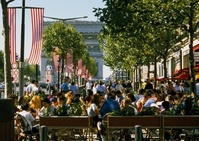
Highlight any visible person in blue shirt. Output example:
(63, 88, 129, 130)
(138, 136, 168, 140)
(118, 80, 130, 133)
(70, 81, 78, 95)
(100, 92, 120, 117)
(60, 76, 70, 93)
(98, 92, 120, 141)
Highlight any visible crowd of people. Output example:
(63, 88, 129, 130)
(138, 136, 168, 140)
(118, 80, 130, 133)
(11, 76, 199, 141)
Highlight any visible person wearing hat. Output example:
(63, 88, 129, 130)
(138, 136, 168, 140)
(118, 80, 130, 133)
(39, 98, 56, 116)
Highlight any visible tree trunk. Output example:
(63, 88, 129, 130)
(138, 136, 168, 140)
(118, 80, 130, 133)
(139, 66, 142, 89)
(189, 6, 196, 102)
(154, 54, 157, 88)
(61, 55, 65, 83)
(163, 57, 167, 79)
(147, 64, 150, 78)
(1, 0, 13, 98)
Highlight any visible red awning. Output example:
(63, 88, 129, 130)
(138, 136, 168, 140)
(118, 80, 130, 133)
(172, 67, 189, 77)
(173, 73, 190, 80)
(171, 65, 199, 80)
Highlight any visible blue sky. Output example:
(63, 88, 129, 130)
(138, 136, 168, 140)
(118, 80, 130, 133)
(0, 0, 112, 79)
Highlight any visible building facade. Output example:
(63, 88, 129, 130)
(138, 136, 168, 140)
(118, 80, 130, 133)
(140, 39, 199, 82)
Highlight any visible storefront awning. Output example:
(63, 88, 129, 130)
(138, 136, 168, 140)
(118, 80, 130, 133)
(172, 64, 199, 80)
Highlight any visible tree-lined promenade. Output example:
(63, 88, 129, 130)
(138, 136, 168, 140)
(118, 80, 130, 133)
(93, 0, 199, 101)
(1, 0, 199, 139)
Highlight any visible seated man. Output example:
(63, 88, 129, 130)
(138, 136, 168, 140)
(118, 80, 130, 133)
(100, 92, 120, 117)
(17, 103, 39, 135)
(97, 92, 120, 141)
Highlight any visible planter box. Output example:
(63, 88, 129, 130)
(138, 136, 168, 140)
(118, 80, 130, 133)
(40, 116, 93, 129)
(106, 115, 199, 140)
(106, 116, 162, 140)
(163, 115, 199, 128)
(107, 116, 161, 129)
(40, 116, 93, 141)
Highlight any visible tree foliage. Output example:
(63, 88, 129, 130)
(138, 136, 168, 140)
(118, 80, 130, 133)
(94, 0, 199, 91)
(24, 60, 37, 81)
(42, 21, 97, 79)
(1, 0, 14, 96)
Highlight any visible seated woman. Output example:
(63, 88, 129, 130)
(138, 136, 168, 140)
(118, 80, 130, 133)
(87, 94, 101, 127)
(120, 97, 138, 115)
(55, 94, 68, 116)
(65, 90, 75, 106)
(39, 98, 56, 116)
(29, 95, 41, 118)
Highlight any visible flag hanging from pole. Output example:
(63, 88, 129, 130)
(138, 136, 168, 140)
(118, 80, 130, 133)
(77, 59, 82, 76)
(53, 47, 60, 72)
(28, 8, 44, 64)
(7, 8, 16, 65)
(81, 66, 86, 78)
(65, 53, 73, 73)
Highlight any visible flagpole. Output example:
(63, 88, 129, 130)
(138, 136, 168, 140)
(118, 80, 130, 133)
(19, 0, 25, 99)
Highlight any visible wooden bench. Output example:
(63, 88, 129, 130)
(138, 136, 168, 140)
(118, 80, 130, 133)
(163, 115, 199, 140)
(106, 115, 199, 141)
(106, 116, 162, 140)
(39, 116, 93, 140)
(163, 115, 199, 128)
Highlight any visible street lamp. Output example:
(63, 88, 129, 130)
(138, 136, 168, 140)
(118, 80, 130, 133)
(57, 57, 61, 91)
(43, 16, 88, 22)
(19, 0, 25, 100)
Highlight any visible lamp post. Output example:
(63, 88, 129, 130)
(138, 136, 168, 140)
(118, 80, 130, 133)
(19, 0, 25, 100)
(57, 57, 61, 91)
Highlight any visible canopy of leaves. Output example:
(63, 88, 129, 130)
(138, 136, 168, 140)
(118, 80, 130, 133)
(94, 0, 195, 75)
(24, 60, 37, 80)
(42, 21, 86, 58)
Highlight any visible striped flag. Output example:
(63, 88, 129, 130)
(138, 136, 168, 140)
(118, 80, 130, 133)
(81, 66, 86, 78)
(88, 73, 92, 80)
(65, 53, 73, 73)
(77, 59, 82, 76)
(28, 8, 44, 64)
(7, 8, 16, 64)
(53, 49, 60, 72)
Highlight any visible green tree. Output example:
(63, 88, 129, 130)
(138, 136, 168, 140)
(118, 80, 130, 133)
(24, 60, 37, 81)
(173, 0, 199, 99)
(43, 21, 87, 82)
(94, 0, 191, 84)
(1, 0, 14, 97)
(87, 57, 98, 77)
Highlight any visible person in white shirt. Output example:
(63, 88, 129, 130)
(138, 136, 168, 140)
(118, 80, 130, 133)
(115, 80, 124, 93)
(87, 94, 101, 127)
(39, 98, 56, 116)
(18, 103, 39, 133)
(96, 81, 106, 96)
(173, 81, 184, 92)
(26, 80, 35, 96)
(92, 82, 98, 94)
(86, 80, 92, 92)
